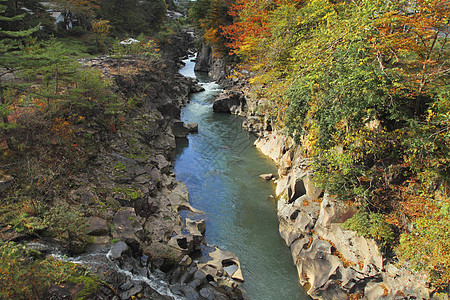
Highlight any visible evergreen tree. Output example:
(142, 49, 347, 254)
(0, 0, 39, 150)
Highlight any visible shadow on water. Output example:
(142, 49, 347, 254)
(175, 56, 310, 300)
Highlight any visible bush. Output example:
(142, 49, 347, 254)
(343, 210, 395, 248)
(397, 205, 450, 291)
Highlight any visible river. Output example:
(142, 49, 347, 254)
(175, 56, 309, 300)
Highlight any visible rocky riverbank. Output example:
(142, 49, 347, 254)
(202, 50, 439, 299)
(70, 55, 248, 300)
(0, 35, 247, 299)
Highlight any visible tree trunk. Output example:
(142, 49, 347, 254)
(0, 83, 16, 151)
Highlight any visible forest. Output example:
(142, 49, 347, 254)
(189, 0, 450, 293)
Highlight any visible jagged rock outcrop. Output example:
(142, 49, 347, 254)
(194, 43, 236, 87)
(213, 90, 246, 114)
(254, 131, 435, 299)
(195, 44, 213, 72)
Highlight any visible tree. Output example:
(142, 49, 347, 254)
(100, 0, 166, 34)
(0, 0, 48, 32)
(92, 19, 111, 50)
(0, 0, 39, 150)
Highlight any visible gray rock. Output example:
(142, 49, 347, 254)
(190, 83, 205, 93)
(259, 173, 274, 180)
(170, 284, 202, 300)
(186, 123, 198, 133)
(108, 241, 130, 261)
(134, 196, 159, 218)
(213, 91, 246, 114)
(194, 44, 212, 72)
(87, 217, 109, 236)
(120, 281, 142, 300)
(200, 285, 229, 300)
(112, 208, 143, 244)
(153, 154, 170, 173)
(172, 119, 189, 138)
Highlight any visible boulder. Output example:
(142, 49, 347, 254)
(167, 182, 203, 213)
(108, 241, 131, 261)
(87, 217, 109, 236)
(213, 91, 246, 114)
(172, 119, 189, 138)
(112, 208, 143, 246)
(186, 123, 199, 133)
(185, 218, 206, 235)
(134, 196, 159, 218)
(259, 173, 274, 180)
(198, 247, 244, 282)
(190, 83, 205, 93)
(152, 154, 171, 174)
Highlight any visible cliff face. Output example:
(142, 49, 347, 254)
(194, 44, 233, 87)
(254, 131, 432, 299)
(203, 50, 437, 298)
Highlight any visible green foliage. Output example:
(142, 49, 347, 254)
(402, 86, 450, 191)
(100, 0, 167, 34)
(68, 275, 100, 300)
(114, 162, 126, 171)
(0, 200, 89, 250)
(43, 202, 89, 243)
(0, 241, 99, 299)
(343, 210, 395, 248)
(112, 187, 144, 201)
(397, 206, 450, 291)
(110, 36, 160, 61)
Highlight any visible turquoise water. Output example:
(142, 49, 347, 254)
(175, 58, 309, 300)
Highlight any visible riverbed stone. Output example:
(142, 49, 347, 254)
(109, 241, 131, 261)
(167, 182, 203, 213)
(259, 173, 274, 180)
(198, 247, 244, 283)
(186, 123, 199, 133)
(185, 218, 206, 235)
(120, 281, 143, 300)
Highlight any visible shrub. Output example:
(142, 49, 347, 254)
(43, 202, 90, 252)
(397, 205, 450, 292)
(343, 210, 395, 248)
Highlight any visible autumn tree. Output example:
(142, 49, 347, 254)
(188, 0, 233, 56)
(92, 19, 111, 50)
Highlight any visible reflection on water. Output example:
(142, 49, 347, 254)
(175, 56, 309, 300)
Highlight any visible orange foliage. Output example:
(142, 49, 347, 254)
(371, 0, 449, 95)
(221, 0, 272, 57)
